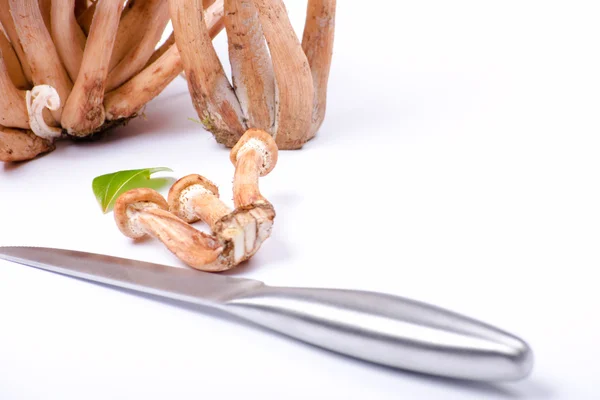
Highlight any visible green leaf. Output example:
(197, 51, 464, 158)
(92, 167, 174, 213)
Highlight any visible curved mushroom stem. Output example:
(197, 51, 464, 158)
(0, 51, 28, 129)
(225, 0, 275, 133)
(8, 0, 72, 123)
(0, 126, 54, 162)
(114, 188, 224, 270)
(105, 0, 170, 91)
(0, 0, 33, 85)
(51, 0, 86, 81)
(230, 129, 278, 208)
(169, 0, 246, 147)
(106, 0, 225, 122)
(168, 174, 276, 270)
(0, 30, 29, 89)
(168, 175, 232, 229)
(104, 0, 172, 92)
(104, 43, 182, 121)
(302, 0, 336, 139)
(252, 0, 314, 150)
(61, 0, 124, 135)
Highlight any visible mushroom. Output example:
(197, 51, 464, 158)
(172, 0, 337, 149)
(0, 0, 226, 162)
(168, 173, 275, 269)
(230, 128, 278, 208)
(114, 188, 225, 269)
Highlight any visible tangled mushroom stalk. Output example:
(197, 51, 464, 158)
(1, 0, 336, 162)
(170, 0, 336, 149)
(114, 129, 278, 272)
(0, 0, 225, 162)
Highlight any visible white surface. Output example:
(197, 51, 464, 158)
(1, 1, 599, 399)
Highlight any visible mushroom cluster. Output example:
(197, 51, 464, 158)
(114, 129, 277, 271)
(0, 0, 335, 162)
(0, 0, 224, 162)
(173, 0, 336, 149)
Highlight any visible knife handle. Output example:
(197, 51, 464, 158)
(223, 285, 533, 381)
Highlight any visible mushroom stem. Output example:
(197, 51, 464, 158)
(225, 0, 275, 133)
(106, 0, 170, 91)
(104, 43, 182, 121)
(51, 0, 87, 82)
(0, 31, 28, 89)
(230, 129, 278, 208)
(302, 0, 336, 138)
(252, 0, 314, 150)
(61, 0, 124, 135)
(0, 48, 28, 129)
(0, 1, 33, 86)
(114, 188, 224, 270)
(109, 0, 168, 72)
(9, 0, 72, 122)
(105, 0, 225, 121)
(168, 174, 276, 270)
(168, 175, 232, 230)
(169, 0, 246, 147)
(0, 125, 54, 162)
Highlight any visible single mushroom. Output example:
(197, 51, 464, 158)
(114, 188, 225, 269)
(168, 173, 276, 268)
(230, 128, 278, 208)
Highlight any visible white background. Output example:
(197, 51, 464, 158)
(1, 1, 599, 398)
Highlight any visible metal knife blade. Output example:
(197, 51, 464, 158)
(0, 246, 533, 382)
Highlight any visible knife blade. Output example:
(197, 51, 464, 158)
(0, 246, 533, 382)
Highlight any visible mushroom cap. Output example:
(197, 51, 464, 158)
(230, 128, 278, 176)
(168, 174, 220, 223)
(114, 188, 168, 239)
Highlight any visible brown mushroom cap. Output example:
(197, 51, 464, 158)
(167, 174, 220, 223)
(114, 187, 168, 239)
(230, 128, 278, 176)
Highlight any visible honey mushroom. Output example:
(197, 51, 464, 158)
(0, 0, 226, 162)
(115, 129, 279, 272)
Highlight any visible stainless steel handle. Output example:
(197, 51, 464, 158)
(223, 286, 533, 381)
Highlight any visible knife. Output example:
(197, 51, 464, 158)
(0, 246, 533, 382)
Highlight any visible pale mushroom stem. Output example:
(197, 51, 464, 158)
(61, 0, 124, 135)
(106, 0, 226, 122)
(9, 0, 73, 123)
(106, 0, 171, 91)
(0, 53, 28, 129)
(0, 126, 54, 162)
(104, 42, 182, 121)
(192, 195, 232, 231)
(302, 0, 336, 139)
(137, 208, 224, 268)
(0, 0, 32, 85)
(114, 189, 225, 270)
(109, 0, 167, 72)
(225, 0, 275, 132)
(169, 0, 246, 147)
(252, 0, 314, 150)
(233, 149, 265, 208)
(51, 0, 87, 81)
(0, 30, 29, 89)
